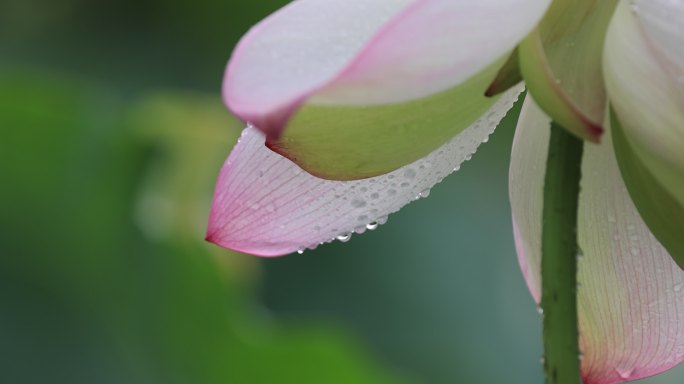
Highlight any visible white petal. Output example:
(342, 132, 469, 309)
(604, 0, 684, 207)
(510, 96, 684, 384)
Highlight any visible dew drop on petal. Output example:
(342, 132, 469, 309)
(337, 233, 352, 242)
(366, 221, 379, 231)
(615, 367, 634, 380)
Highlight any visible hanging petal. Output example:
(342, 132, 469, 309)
(604, 0, 684, 210)
(224, 0, 550, 179)
(510, 96, 684, 384)
(206, 88, 522, 256)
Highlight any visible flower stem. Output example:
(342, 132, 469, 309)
(541, 122, 584, 384)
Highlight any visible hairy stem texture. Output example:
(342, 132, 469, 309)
(541, 122, 584, 384)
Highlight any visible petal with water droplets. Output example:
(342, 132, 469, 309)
(510, 96, 684, 384)
(206, 88, 521, 257)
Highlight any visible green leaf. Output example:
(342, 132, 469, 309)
(612, 109, 684, 270)
(268, 59, 505, 180)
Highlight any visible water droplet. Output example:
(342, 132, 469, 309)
(400, 182, 410, 188)
(354, 226, 366, 234)
(403, 168, 416, 179)
(536, 306, 544, 315)
(464, 154, 472, 161)
(377, 216, 388, 225)
(370, 192, 380, 199)
(297, 248, 305, 255)
(578, 352, 584, 361)
(615, 367, 633, 380)
(419, 189, 431, 198)
(387, 189, 397, 196)
(366, 222, 379, 230)
(337, 233, 352, 242)
(453, 165, 461, 172)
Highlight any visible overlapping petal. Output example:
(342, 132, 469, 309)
(517, 0, 617, 142)
(510, 96, 684, 384)
(224, 0, 550, 179)
(604, 0, 684, 209)
(206, 88, 521, 256)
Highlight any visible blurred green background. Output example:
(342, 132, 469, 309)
(1, 1, 682, 383)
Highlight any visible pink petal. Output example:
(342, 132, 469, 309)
(224, 0, 550, 136)
(206, 87, 522, 256)
(510, 96, 684, 384)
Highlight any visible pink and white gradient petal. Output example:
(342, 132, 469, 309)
(207, 88, 522, 256)
(510, 96, 684, 384)
(224, 0, 550, 136)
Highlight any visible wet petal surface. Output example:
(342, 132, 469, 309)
(207, 88, 522, 256)
(510, 97, 684, 384)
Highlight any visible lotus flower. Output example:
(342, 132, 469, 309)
(207, 0, 684, 382)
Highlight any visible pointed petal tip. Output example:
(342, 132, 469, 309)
(586, 121, 605, 143)
(205, 227, 294, 258)
(208, 87, 523, 259)
(206, 206, 295, 257)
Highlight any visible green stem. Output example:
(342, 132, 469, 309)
(541, 122, 584, 384)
